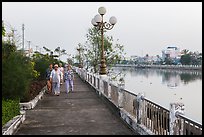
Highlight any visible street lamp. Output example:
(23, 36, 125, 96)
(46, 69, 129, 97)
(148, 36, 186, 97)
(91, 7, 117, 75)
(77, 44, 83, 68)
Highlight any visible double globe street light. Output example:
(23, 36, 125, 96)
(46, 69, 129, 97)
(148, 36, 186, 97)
(91, 7, 117, 75)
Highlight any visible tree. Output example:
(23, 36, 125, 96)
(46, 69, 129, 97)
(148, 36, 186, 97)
(81, 27, 125, 73)
(164, 56, 173, 65)
(182, 49, 189, 55)
(54, 46, 67, 61)
(2, 21, 6, 37)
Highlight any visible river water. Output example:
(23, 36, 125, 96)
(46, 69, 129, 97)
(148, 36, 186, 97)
(112, 67, 202, 124)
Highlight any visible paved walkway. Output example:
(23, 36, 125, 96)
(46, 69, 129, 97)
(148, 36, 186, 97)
(14, 73, 136, 135)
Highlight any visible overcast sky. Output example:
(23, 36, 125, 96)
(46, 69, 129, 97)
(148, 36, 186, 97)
(2, 2, 202, 62)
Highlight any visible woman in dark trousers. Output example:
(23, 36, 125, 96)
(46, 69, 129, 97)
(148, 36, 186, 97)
(46, 63, 53, 93)
(64, 64, 74, 94)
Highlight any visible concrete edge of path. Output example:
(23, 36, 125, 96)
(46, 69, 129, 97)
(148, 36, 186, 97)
(19, 86, 47, 110)
(2, 110, 26, 135)
(2, 86, 47, 135)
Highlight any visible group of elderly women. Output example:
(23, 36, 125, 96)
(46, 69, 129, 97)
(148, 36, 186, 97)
(45, 63, 74, 96)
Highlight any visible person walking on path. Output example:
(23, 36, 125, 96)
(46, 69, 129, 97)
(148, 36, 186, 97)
(50, 64, 63, 96)
(45, 63, 53, 93)
(64, 64, 74, 94)
(59, 63, 64, 85)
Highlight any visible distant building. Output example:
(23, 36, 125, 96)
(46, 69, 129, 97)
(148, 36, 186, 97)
(162, 46, 180, 61)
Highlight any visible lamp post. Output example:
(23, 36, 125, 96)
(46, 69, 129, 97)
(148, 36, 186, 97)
(91, 7, 117, 75)
(77, 44, 83, 68)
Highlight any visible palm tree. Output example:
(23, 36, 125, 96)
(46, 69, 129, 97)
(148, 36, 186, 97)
(181, 49, 190, 55)
(54, 46, 67, 61)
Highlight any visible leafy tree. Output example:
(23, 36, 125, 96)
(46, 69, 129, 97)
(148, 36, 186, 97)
(180, 49, 191, 65)
(32, 51, 61, 79)
(181, 49, 190, 55)
(2, 50, 34, 99)
(2, 21, 6, 37)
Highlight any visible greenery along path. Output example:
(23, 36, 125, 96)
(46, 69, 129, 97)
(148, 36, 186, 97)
(14, 73, 136, 135)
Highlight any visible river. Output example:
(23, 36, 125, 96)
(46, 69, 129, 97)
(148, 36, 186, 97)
(112, 67, 202, 124)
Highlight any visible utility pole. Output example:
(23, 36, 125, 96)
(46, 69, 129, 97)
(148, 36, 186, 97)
(27, 40, 31, 57)
(36, 45, 38, 52)
(11, 29, 16, 44)
(22, 24, 25, 52)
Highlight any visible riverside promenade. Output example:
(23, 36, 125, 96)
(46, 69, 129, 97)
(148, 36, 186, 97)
(14, 73, 136, 135)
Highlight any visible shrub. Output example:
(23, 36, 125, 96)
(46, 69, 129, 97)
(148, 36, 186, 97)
(2, 42, 17, 59)
(34, 57, 50, 79)
(33, 53, 62, 80)
(2, 99, 20, 126)
(2, 51, 33, 100)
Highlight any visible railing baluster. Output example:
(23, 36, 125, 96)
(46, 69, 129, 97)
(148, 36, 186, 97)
(162, 111, 165, 135)
(165, 112, 169, 135)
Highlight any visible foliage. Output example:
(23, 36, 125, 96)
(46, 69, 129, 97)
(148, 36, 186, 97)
(2, 99, 20, 126)
(2, 42, 17, 59)
(30, 61, 40, 79)
(164, 57, 173, 65)
(105, 36, 125, 67)
(180, 54, 191, 65)
(2, 50, 33, 99)
(2, 20, 6, 37)
(54, 46, 67, 60)
(32, 50, 64, 79)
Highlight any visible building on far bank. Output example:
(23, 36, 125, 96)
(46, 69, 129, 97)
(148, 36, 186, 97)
(162, 46, 181, 61)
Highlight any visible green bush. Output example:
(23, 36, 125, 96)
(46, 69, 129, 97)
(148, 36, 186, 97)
(33, 53, 62, 80)
(34, 57, 50, 79)
(2, 42, 17, 59)
(2, 99, 20, 126)
(2, 51, 33, 100)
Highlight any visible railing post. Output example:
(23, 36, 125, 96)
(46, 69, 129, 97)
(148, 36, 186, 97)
(107, 74, 112, 99)
(96, 74, 99, 90)
(136, 93, 145, 124)
(78, 67, 81, 77)
(81, 69, 86, 81)
(169, 102, 185, 135)
(99, 75, 107, 96)
(117, 80, 125, 108)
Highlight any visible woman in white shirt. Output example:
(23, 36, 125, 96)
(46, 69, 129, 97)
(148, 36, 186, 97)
(50, 64, 63, 96)
(59, 63, 64, 85)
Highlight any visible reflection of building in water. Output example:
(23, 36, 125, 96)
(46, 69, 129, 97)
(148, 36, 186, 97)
(167, 75, 180, 88)
(162, 73, 180, 89)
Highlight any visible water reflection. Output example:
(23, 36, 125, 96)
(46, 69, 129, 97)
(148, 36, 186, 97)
(113, 67, 202, 89)
(112, 67, 202, 123)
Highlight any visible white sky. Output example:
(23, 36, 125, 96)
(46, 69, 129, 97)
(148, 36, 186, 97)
(2, 2, 202, 62)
